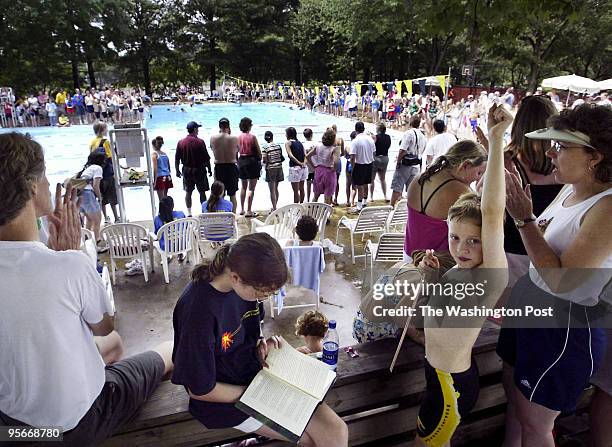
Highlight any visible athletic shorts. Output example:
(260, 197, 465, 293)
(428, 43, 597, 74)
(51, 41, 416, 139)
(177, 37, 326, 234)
(416, 358, 479, 446)
(496, 274, 607, 412)
(80, 189, 101, 214)
(288, 165, 308, 183)
(86, 105, 94, 113)
(313, 165, 337, 197)
(265, 167, 284, 183)
(237, 156, 261, 180)
(372, 155, 389, 174)
(591, 328, 612, 395)
(351, 163, 373, 186)
(100, 177, 118, 206)
(391, 165, 419, 192)
(154, 175, 174, 191)
(182, 166, 209, 193)
(0, 351, 164, 446)
(214, 163, 239, 196)
(76, 105, 86, 116)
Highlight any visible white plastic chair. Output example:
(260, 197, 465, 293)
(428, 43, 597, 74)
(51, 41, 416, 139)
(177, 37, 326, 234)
(101, 223, 153, 285)
(101, 264, 115, 314)
(269, 245, 324, 318)
(302, 202, 333, 241)
(364, 233, 406, 289)
(197, 212, 238, 245)
(251, 204, 304, 240)
(80, 228, 97, 268)
(335, 205, 392, 264)
(150, 217, 199, 284)
(387, 198, 408, 232)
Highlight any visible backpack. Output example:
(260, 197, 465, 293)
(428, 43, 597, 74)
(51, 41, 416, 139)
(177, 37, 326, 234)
(94, 138, 114, 178)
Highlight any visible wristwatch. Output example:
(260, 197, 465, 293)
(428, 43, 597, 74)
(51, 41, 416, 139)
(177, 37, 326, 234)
(514, 216, 536, 229)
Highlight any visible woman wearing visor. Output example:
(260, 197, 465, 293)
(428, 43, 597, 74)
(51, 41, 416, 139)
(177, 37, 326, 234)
(498, 104, 612, 447)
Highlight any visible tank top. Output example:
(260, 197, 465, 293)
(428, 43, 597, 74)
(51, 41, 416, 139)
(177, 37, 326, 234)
(313, 144, 335, 168)
(156, 153, 171, 177)
(504, 159, 563, 255)
(529, 186, 612, 305)
(404, 178, 457, 257)
(289, 140, 305, 167)
(238, 132, 256, 157)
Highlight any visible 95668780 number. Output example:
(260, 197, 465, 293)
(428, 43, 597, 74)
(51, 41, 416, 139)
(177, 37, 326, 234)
(1, 427, 63, 442)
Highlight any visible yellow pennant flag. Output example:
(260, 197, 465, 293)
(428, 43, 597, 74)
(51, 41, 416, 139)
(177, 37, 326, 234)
(375, 82, 384, 97)
(330, 85, 336, 96)
(301, 86, 305, 96)
(355, 83, 361, 96)
(436, 75, 447, 94)
(404, 80, 413, 97)
(395, 81, 402, 95)
(315, 86, 320, 95)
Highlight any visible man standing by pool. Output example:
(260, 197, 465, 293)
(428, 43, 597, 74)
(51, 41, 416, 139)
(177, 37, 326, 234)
(350, 121, 375, 211)
(176, 121, 212, 216)
(210, 117, 239, 212)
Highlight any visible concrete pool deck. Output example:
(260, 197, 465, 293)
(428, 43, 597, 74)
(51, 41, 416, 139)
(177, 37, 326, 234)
(102, 199, 394, 357)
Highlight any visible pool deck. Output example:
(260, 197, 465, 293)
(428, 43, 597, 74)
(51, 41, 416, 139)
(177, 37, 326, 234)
(102, 201, 392, 357)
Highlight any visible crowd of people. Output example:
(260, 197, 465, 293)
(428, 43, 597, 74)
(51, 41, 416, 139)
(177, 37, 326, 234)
(0, 86, 151, 128)
(0, 85, 610, 447)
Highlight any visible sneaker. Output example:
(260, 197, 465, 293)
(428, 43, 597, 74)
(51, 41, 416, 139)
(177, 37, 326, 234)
(104, 216, 111, 225)
(96, 242, 109, 254)
(125, 264, 144, 276)
(125, 259, 142, 269)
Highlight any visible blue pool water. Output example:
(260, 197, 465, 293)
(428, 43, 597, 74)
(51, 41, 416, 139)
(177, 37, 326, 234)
(1, 103, 402, 221)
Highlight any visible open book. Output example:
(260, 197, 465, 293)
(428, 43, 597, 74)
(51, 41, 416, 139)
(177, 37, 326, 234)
(235, 340, 336, 442)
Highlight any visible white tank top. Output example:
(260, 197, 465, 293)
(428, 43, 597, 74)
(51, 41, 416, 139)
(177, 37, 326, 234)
(529, 186, 612, 305)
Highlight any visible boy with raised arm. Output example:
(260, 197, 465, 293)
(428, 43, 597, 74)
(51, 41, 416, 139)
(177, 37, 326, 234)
(414, 105, 511, 446)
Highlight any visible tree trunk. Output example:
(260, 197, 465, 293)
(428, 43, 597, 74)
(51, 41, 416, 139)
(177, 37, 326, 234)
(469, 0, 480, 65)
(140, 38, 151, 96)
(71, 57, 80, 89)
(527, 59, 540, 92)
(85, 53, 96, 88)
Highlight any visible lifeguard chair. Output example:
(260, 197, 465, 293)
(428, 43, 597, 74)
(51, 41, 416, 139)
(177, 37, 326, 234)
(108, 124, 156, 223)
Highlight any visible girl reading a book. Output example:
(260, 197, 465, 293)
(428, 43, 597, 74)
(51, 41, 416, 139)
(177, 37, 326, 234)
(171, 233, 348, 446)
(413, 104, 511, 447)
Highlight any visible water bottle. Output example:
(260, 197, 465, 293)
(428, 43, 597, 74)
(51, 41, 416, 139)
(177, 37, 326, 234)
(322, 320, 339, 371)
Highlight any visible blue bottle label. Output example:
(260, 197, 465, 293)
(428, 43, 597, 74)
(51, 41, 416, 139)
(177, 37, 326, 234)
(322, 341, 339, 368)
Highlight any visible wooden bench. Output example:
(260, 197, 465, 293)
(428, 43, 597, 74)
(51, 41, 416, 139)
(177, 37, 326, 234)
(103, 323, 509, 446)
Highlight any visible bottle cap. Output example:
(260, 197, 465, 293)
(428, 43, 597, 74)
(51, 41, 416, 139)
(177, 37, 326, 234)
(329, 320, 336, 329)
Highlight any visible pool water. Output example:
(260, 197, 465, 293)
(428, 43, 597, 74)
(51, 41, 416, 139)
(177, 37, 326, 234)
(1, 103, 403, 221)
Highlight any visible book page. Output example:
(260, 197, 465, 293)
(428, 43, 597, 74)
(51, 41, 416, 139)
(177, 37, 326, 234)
(239, 369, 320, 438)
(266, 341, 336, 400)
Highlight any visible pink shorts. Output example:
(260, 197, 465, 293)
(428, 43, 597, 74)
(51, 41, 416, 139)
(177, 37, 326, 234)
(313, 165, 337, 197)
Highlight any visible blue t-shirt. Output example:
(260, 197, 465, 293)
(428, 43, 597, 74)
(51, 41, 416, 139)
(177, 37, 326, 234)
(73, 94, 84, 107)
(154, 211, 186, 250)
(201, 198, 233, 213)
(171, 281, 264, 428)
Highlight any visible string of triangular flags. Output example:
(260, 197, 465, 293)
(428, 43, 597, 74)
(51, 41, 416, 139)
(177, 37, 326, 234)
(224, 75, 450, 97)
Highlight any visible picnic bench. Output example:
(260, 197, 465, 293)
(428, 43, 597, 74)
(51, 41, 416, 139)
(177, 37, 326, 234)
(103, 323, 591, 446)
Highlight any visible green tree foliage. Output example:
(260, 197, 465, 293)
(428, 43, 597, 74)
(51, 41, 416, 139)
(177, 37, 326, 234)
(0, 0, 609, 97)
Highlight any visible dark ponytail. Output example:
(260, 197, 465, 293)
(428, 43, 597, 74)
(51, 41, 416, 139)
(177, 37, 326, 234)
(191, 244, 231, 283)
(158, 196, 175, 224)
(207, 181, 225, 212)
(191, 233, 288, 290)
(419, 155, 449, 185)
(418, 140, 487, 185)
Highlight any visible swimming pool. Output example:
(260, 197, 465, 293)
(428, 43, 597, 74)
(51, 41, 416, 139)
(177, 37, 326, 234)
(1, 103, 403, 221)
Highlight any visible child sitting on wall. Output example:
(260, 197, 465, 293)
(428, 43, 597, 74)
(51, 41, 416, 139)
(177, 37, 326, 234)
(295, 310, 329, 355)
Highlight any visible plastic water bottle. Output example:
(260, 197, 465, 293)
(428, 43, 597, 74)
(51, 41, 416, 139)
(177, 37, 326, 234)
(322, 320, 339, 371)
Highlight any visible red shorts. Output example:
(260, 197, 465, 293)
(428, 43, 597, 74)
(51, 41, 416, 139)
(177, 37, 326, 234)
(154, 176, 173, 190)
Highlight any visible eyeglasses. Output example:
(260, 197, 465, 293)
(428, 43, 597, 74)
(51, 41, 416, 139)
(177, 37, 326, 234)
(551, 141, 585, 153)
